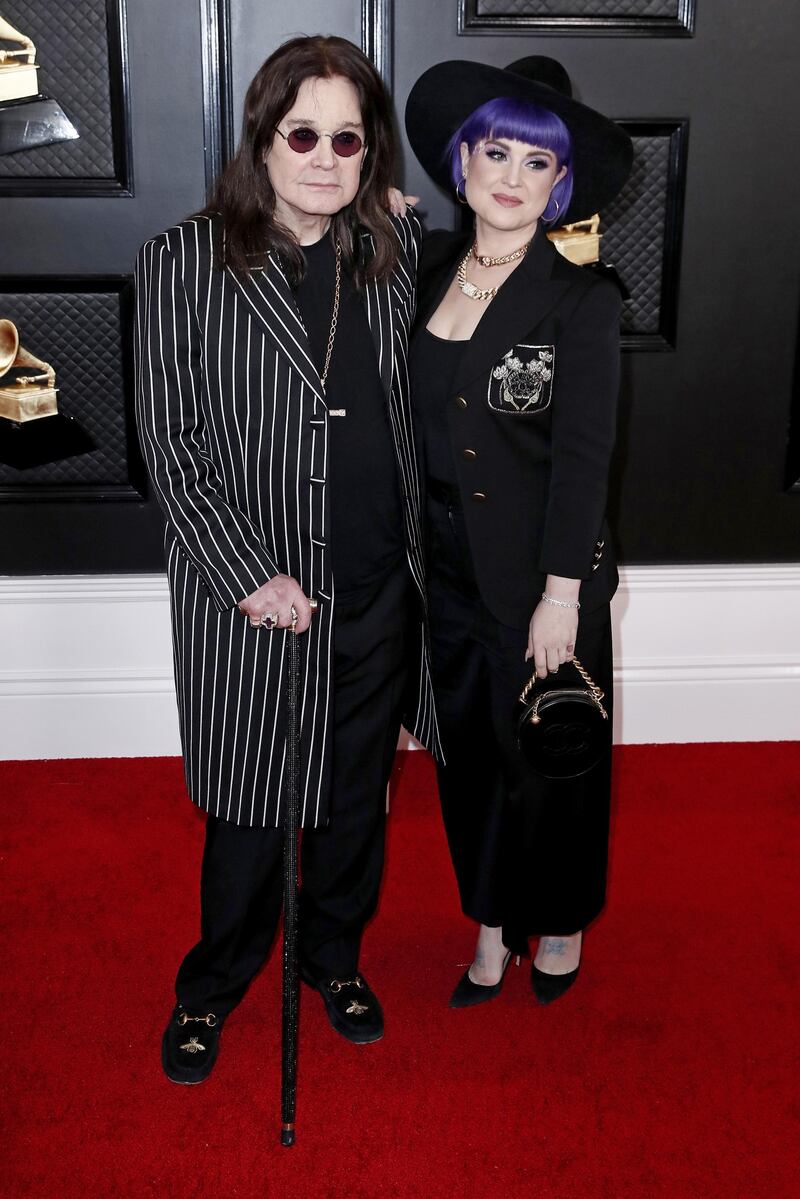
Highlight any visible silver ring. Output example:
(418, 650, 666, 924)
(260, 611, 279, 630)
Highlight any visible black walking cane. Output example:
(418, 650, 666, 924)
(280, 605, 302, 1146)
(280, 598, 316, 1146)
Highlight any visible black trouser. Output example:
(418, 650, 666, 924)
(175, 565, 409, 1017)
(426, 487, 613, 950)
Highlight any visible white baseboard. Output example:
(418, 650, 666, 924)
(1, 565, 798, 758)
(609, 565, 800, 743)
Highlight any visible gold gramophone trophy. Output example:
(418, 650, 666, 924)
(0, 12, 79, 155)
(547, 213, 603, 266)
(547, 213, 628, 299)
(0, 318, 95, 468)
(0, 319, 59, 422)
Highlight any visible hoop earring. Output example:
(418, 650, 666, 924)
(543, 196, 560, 224)
(455, 174, 467, 205)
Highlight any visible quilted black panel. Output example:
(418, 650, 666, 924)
(476, 1, 678, 15)
(0, 288, 134, 487)
(0, 0, 117, 179)
(601, 134, 671, 336)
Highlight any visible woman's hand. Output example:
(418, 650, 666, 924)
(386, 188, 420, 217)
(238, 575, 315, 634)
(526, 575, 581, 678)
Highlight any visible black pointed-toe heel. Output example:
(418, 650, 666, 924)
(530, 963, 580, 1006)
(449, 951, 515, 1009)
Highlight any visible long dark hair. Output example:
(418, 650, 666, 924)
(202, 36, 398, 285)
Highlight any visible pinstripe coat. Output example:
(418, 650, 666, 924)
(134, 211, 439, 827)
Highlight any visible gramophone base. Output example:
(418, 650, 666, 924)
(0, 93, 79, 156)
(0, 412, 94, 469)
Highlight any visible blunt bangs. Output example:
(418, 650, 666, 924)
(447, 96, 574, 223)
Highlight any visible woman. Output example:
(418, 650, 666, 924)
(405, 58, 632, 1006)
(135, 35, 439, 1084)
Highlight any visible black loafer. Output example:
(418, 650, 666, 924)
(161, 1005, 223, 1084)
(304, 973, 384, 1044)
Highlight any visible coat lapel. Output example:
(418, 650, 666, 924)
(361, 232, 397, 400)
(418, 226, 575, 395)
(226, 230, 413, 407)
(225, 254, 326, 404)
(452, 228, 573, 394)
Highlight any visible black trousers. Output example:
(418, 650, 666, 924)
(426, 489, 613, 950)
(175, 564, 409, 1016)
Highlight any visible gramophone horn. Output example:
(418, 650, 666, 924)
(0, 320, 20, 378)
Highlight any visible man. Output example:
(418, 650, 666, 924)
(134, 35, 438, 1084)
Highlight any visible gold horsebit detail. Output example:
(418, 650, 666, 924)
(178, 1011, 218, 1053)
(328, 976, 370, 1016)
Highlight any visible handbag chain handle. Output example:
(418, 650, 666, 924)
(519, 657, 608, 724)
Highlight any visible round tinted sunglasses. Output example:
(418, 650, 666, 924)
(274, 126, 364, 157)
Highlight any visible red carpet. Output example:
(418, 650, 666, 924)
(2, 745, 798, 1198)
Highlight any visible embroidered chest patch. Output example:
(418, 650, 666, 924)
(488, 345, 555, 414)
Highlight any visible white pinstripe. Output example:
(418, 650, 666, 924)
(134, 211, 440, 827)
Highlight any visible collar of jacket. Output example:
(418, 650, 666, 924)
(225, 229, 395, 407)
(419, 222, 578, 395)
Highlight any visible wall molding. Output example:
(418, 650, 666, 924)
(1, 565, 798, 758)
(457, 0, 697, 38)
(613, 565, 800, 591)
(362, 0, 393, 88)
(200, 0, 234, 194)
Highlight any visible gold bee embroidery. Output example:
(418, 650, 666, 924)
(345, 999, 369, 1016)
(179, 1037, 207, 1054)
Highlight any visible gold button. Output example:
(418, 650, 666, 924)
(456, 396, 468, 409)
(472, 491, 487, 502)
(462, 448, 477, 461)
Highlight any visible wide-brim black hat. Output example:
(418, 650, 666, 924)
(405, 57, 633, 225)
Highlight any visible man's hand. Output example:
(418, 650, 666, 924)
(238, 575, 315, 633)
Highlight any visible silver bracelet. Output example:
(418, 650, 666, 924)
(541, 592, 580, 610)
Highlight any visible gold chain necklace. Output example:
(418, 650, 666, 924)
(320, 239, 342, 391)
(471, 241, 529, 267)
(457, 249, 498, 302)
(457, 240, 530, 302)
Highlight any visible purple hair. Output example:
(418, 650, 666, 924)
(447, 96, 574, 224)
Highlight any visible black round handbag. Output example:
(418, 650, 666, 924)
(516, 657, 610, 780)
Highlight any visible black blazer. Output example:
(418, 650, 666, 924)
(134, 212, 440, 828)
(417, 225, 621, 630)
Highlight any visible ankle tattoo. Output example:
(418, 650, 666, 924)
(540, 937, 568, 956)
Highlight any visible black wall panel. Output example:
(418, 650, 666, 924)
(0, 0, 132, 195)
(0, 278, 137, 498)
(459, 0, 696, 37)
(394, 0, 800, 563)
(1, 0, 798, 574)
(0, 0, 207, 573)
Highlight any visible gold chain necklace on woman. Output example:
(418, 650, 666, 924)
(457, 240, 529, 302)
(471, 242, 529, 267)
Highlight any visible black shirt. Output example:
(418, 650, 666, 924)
(409, 327, 466, 486)
(293, 235, 405, 602)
